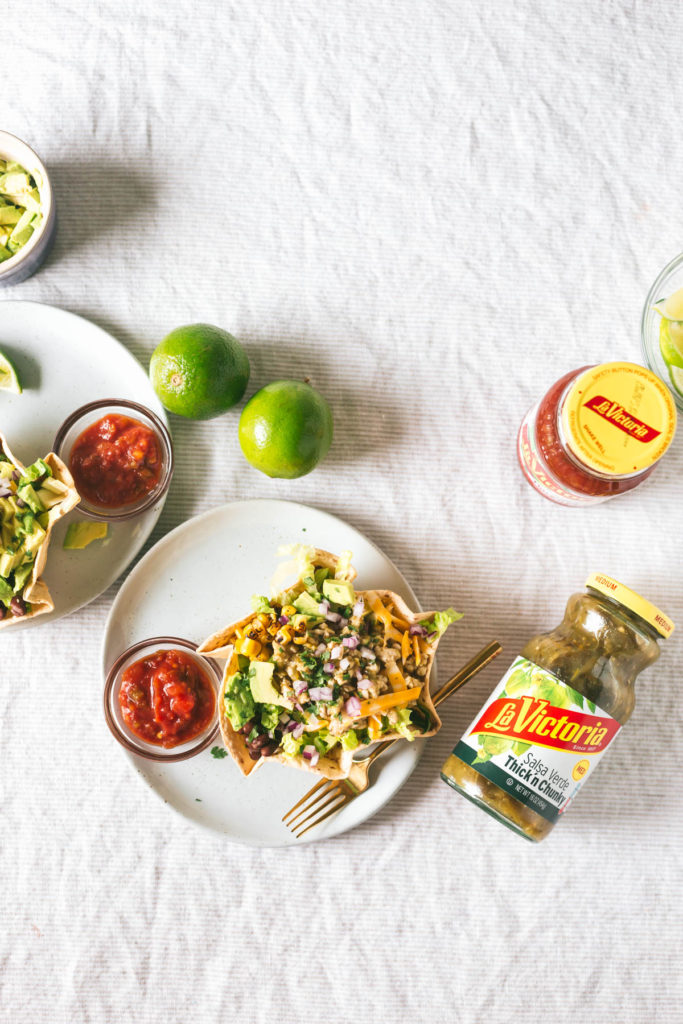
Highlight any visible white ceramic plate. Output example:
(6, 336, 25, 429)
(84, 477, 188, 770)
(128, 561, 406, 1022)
(0, 301, 170, 628)
(102, 499, 433, 846)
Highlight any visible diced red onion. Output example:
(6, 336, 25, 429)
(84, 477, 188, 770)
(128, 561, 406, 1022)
(278, 615, 290, 625)
(326, 611, 342, 624)
(360, 646, 376, 660)
(322, 663, 334, 675)
(330, 644, 343, 659)
(303, 745, 319, 765)
(344, 696, 361, 717)
(294, 680, 309, 696)
(357, 677, 372, 692)
(318, 600, 329, 615)
(11, 470, 20, 482)
(15, 497, 26, 508)
(0, 486, 12, 498)
(284, 720, 299, 733)
(293, 722, 305, 739)
(353, 597, 365, 618)
(409, 624, 428, 636)
(342, 635, 359, 649)
(339, 618, 348, 628)
(294, 702, 304, 713)
(315, 643, 326, 656)
(309, 685, 333, 701)
(339, 657, 350, 671)
(355, 669, 363, 681)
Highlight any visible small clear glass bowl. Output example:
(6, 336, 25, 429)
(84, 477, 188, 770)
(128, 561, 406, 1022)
(0, 130, 57, 286)
(53, 398, 174, 522)
(641, 250, 683, 411)
(103, 637, 221, 762)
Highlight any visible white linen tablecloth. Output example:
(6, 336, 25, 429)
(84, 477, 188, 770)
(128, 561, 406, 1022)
(3, 2, 683, 1021)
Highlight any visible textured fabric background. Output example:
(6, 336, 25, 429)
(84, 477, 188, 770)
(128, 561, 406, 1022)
(3, 2, 683, 1022)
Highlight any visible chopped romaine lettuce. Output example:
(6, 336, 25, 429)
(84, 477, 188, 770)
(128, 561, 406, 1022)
(341, 729, 359, 750)
(420, 606, 463, 639)
(251, 594, 272, 614)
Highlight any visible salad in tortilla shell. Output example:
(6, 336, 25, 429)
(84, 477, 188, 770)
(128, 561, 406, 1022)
(0, 432, 79, 627)
(198, 546, 461, 779)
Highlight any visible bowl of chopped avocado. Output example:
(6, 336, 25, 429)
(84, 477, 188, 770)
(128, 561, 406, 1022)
(0, 131, 56, 285)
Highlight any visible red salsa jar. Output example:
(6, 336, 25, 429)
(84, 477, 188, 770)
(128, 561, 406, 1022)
(517, 362, 677, 506)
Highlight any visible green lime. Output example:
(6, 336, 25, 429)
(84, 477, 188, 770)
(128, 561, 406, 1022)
(668, 364, 683, 398)
(659, 318, 683, 370)
(0, 350, 22, 394)
(149, 324, 250, 420)
(238, 380, 333, 478)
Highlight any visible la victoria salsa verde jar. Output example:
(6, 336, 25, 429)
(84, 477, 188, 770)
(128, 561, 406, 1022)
(518, 361, 676, 506)
(441, 574, 674, 841)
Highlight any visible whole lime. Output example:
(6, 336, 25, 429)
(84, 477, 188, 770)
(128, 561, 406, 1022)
(149, 324, 250, 420)
(238, 380, 333, 478)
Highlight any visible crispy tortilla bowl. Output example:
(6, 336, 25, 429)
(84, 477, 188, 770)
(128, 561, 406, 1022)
(198, 547, 460, 780)
(0, 432, 80, 628)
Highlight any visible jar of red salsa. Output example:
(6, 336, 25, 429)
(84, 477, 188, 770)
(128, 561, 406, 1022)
(517, 361, 677, 506)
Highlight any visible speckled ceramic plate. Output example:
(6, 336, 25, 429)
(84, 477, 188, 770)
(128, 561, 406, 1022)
(0, 301, 170, 627)
(101, 499, 432, 846)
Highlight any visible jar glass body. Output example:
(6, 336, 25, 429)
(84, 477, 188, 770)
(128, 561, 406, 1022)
(441, 589, 661, 841)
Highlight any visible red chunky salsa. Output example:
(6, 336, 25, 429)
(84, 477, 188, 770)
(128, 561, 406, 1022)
(70, 413, 162, 508)
(119, 649, 216, 748)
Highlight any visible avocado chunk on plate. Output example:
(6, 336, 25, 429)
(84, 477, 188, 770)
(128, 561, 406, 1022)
(63, 521, 109, 550)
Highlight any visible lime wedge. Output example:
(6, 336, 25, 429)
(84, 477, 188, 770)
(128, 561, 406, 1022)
(653, 285, 683, 320)
(0, 349, 21, 394)
(668, 365, 683, 398)
(659, 318, 683, 369)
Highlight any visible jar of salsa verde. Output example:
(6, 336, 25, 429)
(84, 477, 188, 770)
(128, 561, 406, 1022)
(441, 574, 674, 841)
(517, 361, 676, 506)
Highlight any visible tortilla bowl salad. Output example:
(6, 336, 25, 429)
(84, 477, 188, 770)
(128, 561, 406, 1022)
(0, 431, 80, 627)
(198, 545, 461, 779)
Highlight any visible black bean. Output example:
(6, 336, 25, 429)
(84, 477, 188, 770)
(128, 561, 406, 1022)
(250, 733, 271, 750)
(0, 605, 5, 620)
(240, 719, 256, 735)
(260, 742, 279, 757)
(247, 748, 261, 761)
(10, 597, 26, 617)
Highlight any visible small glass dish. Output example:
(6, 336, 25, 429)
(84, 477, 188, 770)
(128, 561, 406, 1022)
(641, 250, 683, 412)
(103, 636, 222, 762)
(53, 398, 174, 522)
(0, 130, 57, 286)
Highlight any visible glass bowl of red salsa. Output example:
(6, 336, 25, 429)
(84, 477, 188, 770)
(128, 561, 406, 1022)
(104, 637, 221, 762)
(53, 399, 174, 521)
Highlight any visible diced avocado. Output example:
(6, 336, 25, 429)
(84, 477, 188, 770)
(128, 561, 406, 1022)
(36, 511, 49, 529)
(63, 521, 108, 550)
(23, 524, 45, 555)
(322, 578, 356, 606)
(248, 660, 292, 709)
(35, 486, 64, 510)
(293, 590, 322, 617)
(0, 205, 22, 227)
(13, 560, 34, 590)
(0, 547, 24, 578)
(0, 577, 13, 604)
(7, 210, 35, 252)
(0, 246, 11, 263)
(16, 483, 45, 514)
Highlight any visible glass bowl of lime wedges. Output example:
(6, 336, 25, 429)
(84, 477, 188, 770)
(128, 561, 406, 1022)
(642, 251, 683, 411)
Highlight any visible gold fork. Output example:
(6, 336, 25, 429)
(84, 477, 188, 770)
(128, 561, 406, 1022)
(282, 639, 502, 839)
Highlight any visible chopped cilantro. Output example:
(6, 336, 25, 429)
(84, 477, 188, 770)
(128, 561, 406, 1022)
(211, 746, 228, 759)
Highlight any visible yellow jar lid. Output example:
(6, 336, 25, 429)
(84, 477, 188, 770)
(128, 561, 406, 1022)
(586, 573, 675, 638)
(561, 362, 676, 476)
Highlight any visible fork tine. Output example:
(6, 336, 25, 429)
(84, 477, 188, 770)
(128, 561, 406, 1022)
(294, 792, 352, 839)
(283, 779, 340, 826)
(288, 785, 346, 832)
(282, 777, 331, 823)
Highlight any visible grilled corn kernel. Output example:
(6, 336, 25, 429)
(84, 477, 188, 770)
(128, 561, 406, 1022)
(293, 634, 308, 645)
(239, 638, 261, 658)
(282, 605, 296, 617)
(257, 613, 271, 625)
(277, 627, 293, 644)
(267, 624, 280, 636)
